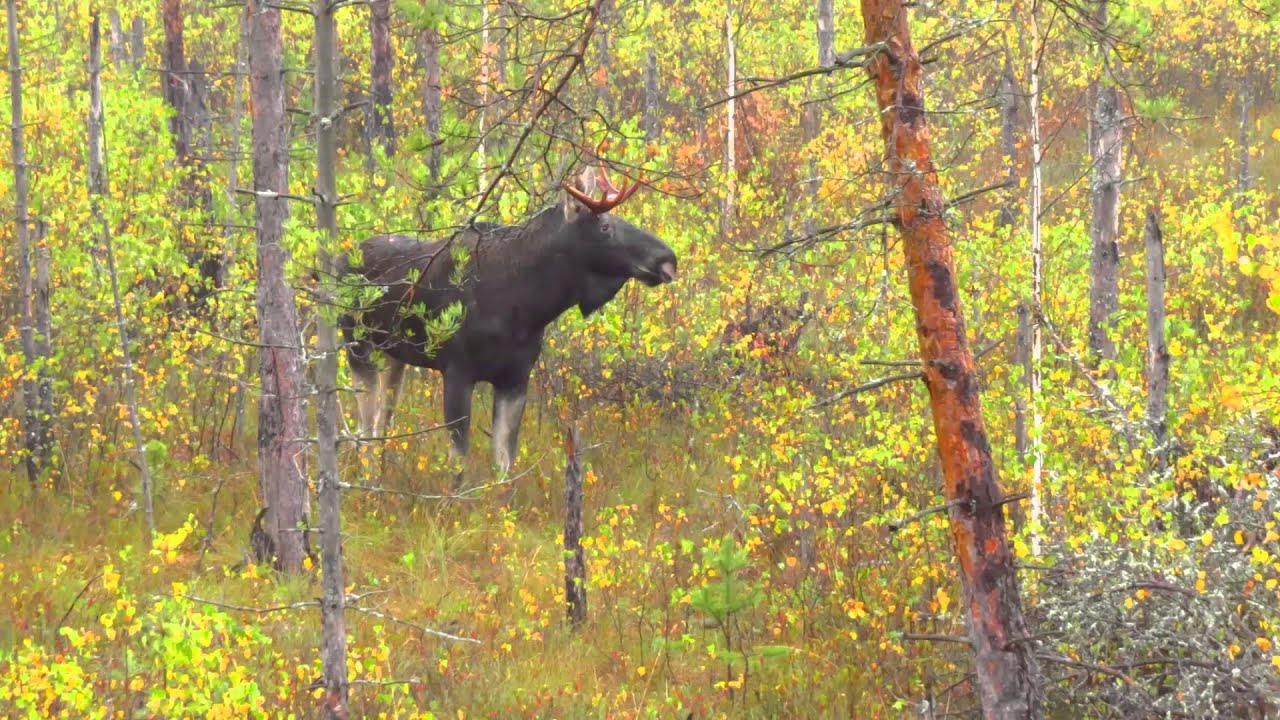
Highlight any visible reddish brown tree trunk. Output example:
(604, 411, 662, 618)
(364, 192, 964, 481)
(859, 0, 1041, 716)
(368, 0, 395, 159)
(248, 0, 310, 574)
(417, 28, 442, 183)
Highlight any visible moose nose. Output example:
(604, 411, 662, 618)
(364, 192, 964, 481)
(659, 260, 677, 283)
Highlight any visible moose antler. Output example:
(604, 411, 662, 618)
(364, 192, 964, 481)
(563, 142, 644, 214)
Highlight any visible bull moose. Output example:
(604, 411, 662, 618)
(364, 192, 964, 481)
(339, 164, 677, 473)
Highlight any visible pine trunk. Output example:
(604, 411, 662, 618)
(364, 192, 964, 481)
(248, 0, 310, 574)
(418, 28, 442, 183)
(369, 0, 395, 160)
(859, 0, 1042, 715)
(315, 0, 350, 713)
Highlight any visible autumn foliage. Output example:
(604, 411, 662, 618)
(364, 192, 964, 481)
(0, 0, 1278, 717)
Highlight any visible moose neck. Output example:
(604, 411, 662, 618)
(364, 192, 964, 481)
(476, 207, 620, 331)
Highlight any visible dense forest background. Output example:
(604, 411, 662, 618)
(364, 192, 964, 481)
(2, 0, 1279, 717)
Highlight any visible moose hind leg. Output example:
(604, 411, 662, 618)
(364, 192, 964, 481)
(377, 357, 407, 437)
(492, 382, 528, 474)
(347, 341, 383, 441)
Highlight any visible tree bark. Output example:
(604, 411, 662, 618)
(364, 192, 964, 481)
(8, 0, 55, 491)
(1087, 83, 1122, 364)
(162, 0, 193, 170)
(1237, 79, 1251, 198)
(90, 11, 156, 539)
(564, 427, 587, 627)
(1026, 6, 1045, 558)
(248, 0, 310, 574)
(369, 0, 395, 160)
(596, 0, 614, 112)
(723, 0, 737, 232)
(107, 9, 125, 66)
(817, 0, 835, 66)
(315, 0, 350, 713)
(418, 28, 442, 183)
(643, 48, 659, 140)
(996, 43, 1018, 227)
(859, 0, 1041, 716)
(1144, 208, 1169, 468)
(130, 16, 145, 67)
(163, 0, 217, 288)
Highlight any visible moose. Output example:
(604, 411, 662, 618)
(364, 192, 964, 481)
(338, 164, 677, 473)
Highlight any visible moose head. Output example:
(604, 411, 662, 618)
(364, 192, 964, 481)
(341, 159, 677, 478)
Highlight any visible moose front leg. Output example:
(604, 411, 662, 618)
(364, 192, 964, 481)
(442, 371, 474, 472)
(492, 380, 529, 474)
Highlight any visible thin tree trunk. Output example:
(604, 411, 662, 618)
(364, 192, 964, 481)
(315, 0, 349, 711)
(130, 16, 145, 67)
(1026, 4, 1045, 558)
(817, 0, 835, 66)
(226, 15, 247, 241)
(723, 0, 737, 232)
(1145, 208, 1169, 468)
(418, 28, 442, 184)
(89, 11, 155, 539)
(996, 43, 1018, 227)
(564, 427, 587, 627)
(162, 0, 193, 168)
(1237, 79, 1251, 198)
(163, 0, 216, 288)
(477, 1, 490, 192)
(368, 0, 395, 161)
(496, 0, 508, 86)
(595, 0, 614, 112)
(108, 9, 125, 66)
(643, 48, 659, 140)
(1014, 303, 1031, 466)
(8, 0, 55, 491)
(859, 0, 1041, 715)
(1087, 69, 1122, 364)
(248, 0, 310, 574)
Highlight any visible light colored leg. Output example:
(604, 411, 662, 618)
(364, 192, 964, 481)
(352, 362, 382, 440)
(377, 358, 406, 437)
(492, 384, 528, 474)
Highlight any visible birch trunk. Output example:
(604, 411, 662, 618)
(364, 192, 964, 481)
(89, 11, 155, 538)
(248, 0, 310, 573)
(1027, 3, 1045, 558)
(860, 0, 1041, 714)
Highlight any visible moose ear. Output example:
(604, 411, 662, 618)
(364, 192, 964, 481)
(562, 166, 599, 223)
